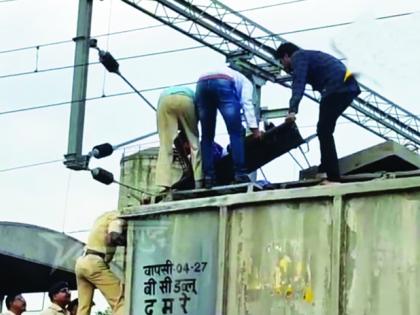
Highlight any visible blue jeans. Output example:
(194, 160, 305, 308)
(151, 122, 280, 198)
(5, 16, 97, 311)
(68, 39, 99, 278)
(196, 78, 246, 180)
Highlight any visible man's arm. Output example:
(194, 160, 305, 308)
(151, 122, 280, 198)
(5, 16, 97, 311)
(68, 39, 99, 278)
(106, 231, 126, 246)
(106, 219, 127, 246)
(239, 75, 262, 139)
(288, 52, 309, 115)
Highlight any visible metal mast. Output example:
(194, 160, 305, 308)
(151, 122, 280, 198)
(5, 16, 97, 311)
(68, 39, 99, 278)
(121, 0, 420, 151)
(65, 0, 93, 170)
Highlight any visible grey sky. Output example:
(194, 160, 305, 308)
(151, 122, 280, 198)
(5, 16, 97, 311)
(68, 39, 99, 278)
(1, 0, 419, 230)
(0, 0, 419, 309)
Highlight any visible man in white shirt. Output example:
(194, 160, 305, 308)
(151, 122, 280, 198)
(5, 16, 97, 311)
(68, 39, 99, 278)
(1, 293, 26, 315)
(196, 67, 261, 188)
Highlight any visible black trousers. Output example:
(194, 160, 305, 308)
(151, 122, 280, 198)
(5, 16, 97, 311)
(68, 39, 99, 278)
(317, 92, 357, 181)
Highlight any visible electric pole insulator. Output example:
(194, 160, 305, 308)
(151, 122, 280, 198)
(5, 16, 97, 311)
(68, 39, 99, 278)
(99, 51, 120, 74)
(92, 143, 114, 159)
(91, 167, 114, 185)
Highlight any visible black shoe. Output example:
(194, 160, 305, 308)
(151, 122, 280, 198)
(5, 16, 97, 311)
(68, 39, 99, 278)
(171, 174, 195, 190)
(203, 177, 216, 189)
(233, 174, 251, 184)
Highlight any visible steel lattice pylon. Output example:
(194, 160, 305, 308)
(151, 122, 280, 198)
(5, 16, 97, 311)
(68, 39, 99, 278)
(121, 0, 420, 151)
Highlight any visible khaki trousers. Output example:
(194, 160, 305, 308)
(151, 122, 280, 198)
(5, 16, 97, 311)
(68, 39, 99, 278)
(155, 94, 202, 187)
(75, 255, 124, 315)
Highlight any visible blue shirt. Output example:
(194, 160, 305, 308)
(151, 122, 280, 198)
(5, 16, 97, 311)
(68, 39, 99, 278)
(289, 49, 360, 113)
(159, 86, 195, 101)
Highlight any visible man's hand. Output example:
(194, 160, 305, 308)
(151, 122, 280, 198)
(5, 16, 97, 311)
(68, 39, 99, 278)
(107, 231, 127, 246)
(285, 112, 296, 124)
(250, 128, 263, 140)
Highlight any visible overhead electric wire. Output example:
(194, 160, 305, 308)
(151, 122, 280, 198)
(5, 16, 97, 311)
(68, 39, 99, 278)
(0, 132, 159, 174)
(2, 1, 414, 234)
(0, 159, 64, 173)
(66, 229, 90, 234)
(0, 39, 71, 55)
(239, 0, 305, 13)
(0, 3, 416, 145)
(93, 9, 418, 42)
(3, 65, 412, 125)
(61, 172, 72, 232)
(0, 23, 162, 56)
(1, 8, 416, 81)
(1, 0, 413, 58)
(0, 45, 204, 80)
(0, 81, 196, 116)
(0, 0, 308, 56)
(0, 117, 363, 174)
(4, 70, 414, 119)
(278, 11, 416, 36)
(101, 0, 114, 96)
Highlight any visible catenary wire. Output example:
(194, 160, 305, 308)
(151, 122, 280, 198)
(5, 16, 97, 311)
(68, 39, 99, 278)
(0, 159, 64, 173)
(0, 81, 196, 116)
(0, 0, 308, 55)
(0, 116, 361, 174)
(0, 116, 359, 174)
(0, 10, 416, 80)
(0, 5, 416, 170)
(0, 45, 205, 80)
(0, 5, 414, 57)
(101, 0, 114, 96)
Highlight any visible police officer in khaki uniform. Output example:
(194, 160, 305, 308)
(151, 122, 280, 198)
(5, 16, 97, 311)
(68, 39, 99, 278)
(75, 211, 126, 315)
(1, 293, 26, 315)
(155, 86, 202, 190)
(40, 282, 71, 315)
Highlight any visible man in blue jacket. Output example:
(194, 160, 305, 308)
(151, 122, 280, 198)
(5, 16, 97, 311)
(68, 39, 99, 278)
(275, 42, 361, 182)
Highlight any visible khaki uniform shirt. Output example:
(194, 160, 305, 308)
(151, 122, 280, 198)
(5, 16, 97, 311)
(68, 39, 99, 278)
(86, 210, 125, 263)
(39, 303, 69, 315)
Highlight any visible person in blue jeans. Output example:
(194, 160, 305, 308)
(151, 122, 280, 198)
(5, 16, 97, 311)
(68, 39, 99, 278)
(196, 68, 262, 188)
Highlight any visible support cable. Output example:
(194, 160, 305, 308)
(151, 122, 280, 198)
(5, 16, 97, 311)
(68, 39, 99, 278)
(0, 159, 64, 173)
(0, 8, 414, 58)
(89, 167, 159, 196)
(35, 46, 40, 72)
(89, 39, 157, 112)
(298, 146, 311, 168)
(288, 152, 304, 170)
(61, 172, 72, 232)
(101, 0, 114, 96)
(0, 0, 308, 55)
(0, 45, 204, 80)
(0, 131, 159, 174)
(0, 10, 416, 81)
(259, 167, 268, 182)
(90, 130, 158, 159)
(0, 81, 196, 116)
(117, 73, 156, 111)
